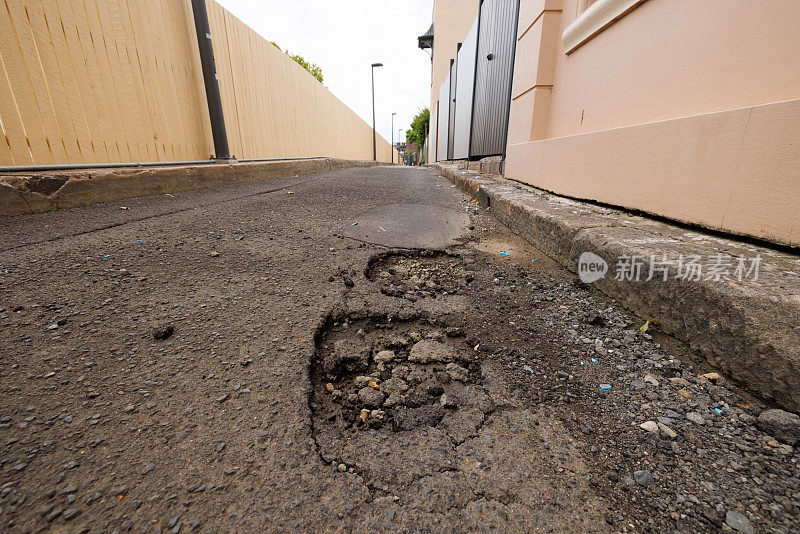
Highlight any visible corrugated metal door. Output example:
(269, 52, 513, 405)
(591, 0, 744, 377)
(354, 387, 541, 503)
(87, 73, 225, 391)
(470, 0, 520, 158)
(453, 18, 479, 160)
(447, 59, 457, 160)
(436, 74, 450, 162)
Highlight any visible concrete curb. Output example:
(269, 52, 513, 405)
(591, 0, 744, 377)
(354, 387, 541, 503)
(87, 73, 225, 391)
(432, 162, 800, 412)
(0, 158, 382, 216)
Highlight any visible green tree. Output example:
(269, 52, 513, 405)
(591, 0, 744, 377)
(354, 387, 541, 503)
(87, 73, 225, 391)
(287, 53, 324, 84)
(406, 107, 430, 164)
(270, 42, 324, 84)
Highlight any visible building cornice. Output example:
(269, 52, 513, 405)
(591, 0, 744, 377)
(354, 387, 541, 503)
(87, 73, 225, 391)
(562, 0, 647, 54)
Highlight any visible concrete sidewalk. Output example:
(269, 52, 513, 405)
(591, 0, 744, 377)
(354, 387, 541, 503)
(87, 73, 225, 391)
(433, 162, 800, 412)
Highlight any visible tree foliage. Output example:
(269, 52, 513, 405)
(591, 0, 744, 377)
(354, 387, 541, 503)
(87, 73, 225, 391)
(406, 108, 430, 163)
(270, 42, 324, 84)
(287, 54, 324, 84)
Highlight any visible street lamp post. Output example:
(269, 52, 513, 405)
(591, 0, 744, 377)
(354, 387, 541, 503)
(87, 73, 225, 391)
(391, 113, 397, 164)
(371, 63, 383, 161)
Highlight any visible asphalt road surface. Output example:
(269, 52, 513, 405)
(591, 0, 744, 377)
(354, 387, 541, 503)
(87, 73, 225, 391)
(1, 166, 797, 533)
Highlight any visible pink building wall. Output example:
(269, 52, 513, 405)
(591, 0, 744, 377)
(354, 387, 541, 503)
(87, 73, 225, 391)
(504, 0, 800, 246)
(429, 1, 479, 110)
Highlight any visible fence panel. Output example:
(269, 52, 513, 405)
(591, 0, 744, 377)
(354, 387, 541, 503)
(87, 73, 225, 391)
(436, 74, 450, 162)
(58, 0, 111, 162)
(454, 18, 479, 160)
(107, 0, 149, 161)
(26, 0, 81, 163)
(0, 0, 394, 167)
(0, 1, 53, 164)
(447, 59, 457, 160)
(0, 37, 31, 165)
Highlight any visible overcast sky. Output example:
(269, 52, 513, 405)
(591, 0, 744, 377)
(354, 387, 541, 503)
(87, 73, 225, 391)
(215, 0, 434, 146)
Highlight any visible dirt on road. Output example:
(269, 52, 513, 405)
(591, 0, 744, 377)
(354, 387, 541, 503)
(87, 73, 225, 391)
(0, 166, 798, 533)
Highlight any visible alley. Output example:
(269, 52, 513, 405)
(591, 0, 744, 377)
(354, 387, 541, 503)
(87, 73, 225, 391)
(0, 166, 797, 533)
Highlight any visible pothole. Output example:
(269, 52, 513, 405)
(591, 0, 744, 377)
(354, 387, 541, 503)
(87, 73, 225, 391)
(311, 314, 488, 435)
(366, 251, 474, 300)
(307, 312, 606, 527)
(309, 312, 494, 494)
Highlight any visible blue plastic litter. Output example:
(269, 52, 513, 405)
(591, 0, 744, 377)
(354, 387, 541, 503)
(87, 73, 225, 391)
(714, 408, 723, 414)
(591, 358, 598, 363)
(531, 259, 539, 263)
(600, 385, 613, 391)
(352, 222, 358, 226)
(500, 252, 509, 257)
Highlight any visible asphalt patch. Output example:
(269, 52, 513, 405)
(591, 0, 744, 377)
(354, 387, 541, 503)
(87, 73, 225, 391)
(342, 203, 470, 249)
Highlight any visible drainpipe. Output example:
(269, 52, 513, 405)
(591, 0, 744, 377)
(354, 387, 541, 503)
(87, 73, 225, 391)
(191, 0, 233, 161)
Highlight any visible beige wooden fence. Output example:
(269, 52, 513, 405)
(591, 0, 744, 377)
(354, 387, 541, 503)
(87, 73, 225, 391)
(0, 0, 396, 166)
